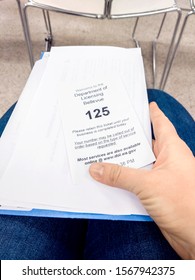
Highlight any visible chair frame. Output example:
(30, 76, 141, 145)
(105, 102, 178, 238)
(17, 0, 182, 89)
(107, 0, 182, 88)
(22, 0, 109, 67)
(16, 0, 34, 66)
(160, 0, 195, 89)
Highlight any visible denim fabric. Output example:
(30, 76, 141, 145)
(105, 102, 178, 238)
(0, 215, 87, 260)
(84, 220, 180, 260)
(0, 89, 194, 260)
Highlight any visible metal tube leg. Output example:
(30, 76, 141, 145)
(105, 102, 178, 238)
(152, 13, 167, 88)
(159, 9, 182, 89)
(43, 10, 53, 51)
(132, 14, 165, 88)
(16, 0, 34, 68)
(43, 10, 52, 37)
(132, 17, 140, 48)
(104, 0, 110, 17)
(160, 11, 194, 90)
(23, 4, 35, 67)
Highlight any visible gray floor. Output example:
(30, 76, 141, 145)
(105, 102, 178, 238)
(0, 0, 195, 118)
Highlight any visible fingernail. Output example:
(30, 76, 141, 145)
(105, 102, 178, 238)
(89, 163, 104, 180)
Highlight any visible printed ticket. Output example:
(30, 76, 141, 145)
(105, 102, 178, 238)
(59, 77, 155, 184)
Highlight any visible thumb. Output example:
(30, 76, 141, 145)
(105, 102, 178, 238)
(149, 101, 178, 144)
(89, 162, 150, 195)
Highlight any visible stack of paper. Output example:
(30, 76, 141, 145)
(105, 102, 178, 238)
(0, 46, 155, 220)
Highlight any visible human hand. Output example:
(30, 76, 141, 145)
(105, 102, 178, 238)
(89, 102, 195, 259)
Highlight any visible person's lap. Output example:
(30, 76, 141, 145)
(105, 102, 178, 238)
(0, 89, 194, 260)
(0, 215, 87, 260)
(84, 219, 180, 259)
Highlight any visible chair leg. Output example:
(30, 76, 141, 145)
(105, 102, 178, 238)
(152, 13, 167, 88)
(159, 9, 182, 90)
(16, 0, 34, 68)
(160, 10, 194, 90)
(42, 10, 53, 51)
(132, 17, 141, 48)
(23, 4, 35, 68)
(104, 0, 110, 17)
(131, 13, 175, 89)
(22, 3, 56, 67)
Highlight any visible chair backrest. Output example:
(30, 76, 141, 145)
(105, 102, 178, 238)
(29, 0, 109, 18)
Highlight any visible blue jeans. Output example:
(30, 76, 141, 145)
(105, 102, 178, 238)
(0, 89, 194, 260)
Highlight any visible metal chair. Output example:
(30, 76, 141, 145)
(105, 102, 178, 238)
(108, 0, 182, 88)
(160, 0, 195, 89)
(21, 0, 109, 67)
(18, 0, 182, 89)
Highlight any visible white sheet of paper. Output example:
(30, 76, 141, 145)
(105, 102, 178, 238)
(0, 46, 153, 216)
(0, 58, 48, 178)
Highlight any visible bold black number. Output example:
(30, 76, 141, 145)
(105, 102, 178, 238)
(94, 108, 102, 118)
(102, 106, 110, 116)
(85, 110, 92, 119)
(86, 107, 110, 120)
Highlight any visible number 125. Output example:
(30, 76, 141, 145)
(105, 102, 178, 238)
(86, 106, 110, 120)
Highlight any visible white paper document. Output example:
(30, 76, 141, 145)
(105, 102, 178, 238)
(0, 46, 155, 219)
(59, 76, 154, 184)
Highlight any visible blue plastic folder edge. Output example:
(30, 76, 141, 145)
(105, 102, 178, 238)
(0, 208, 152, 221)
